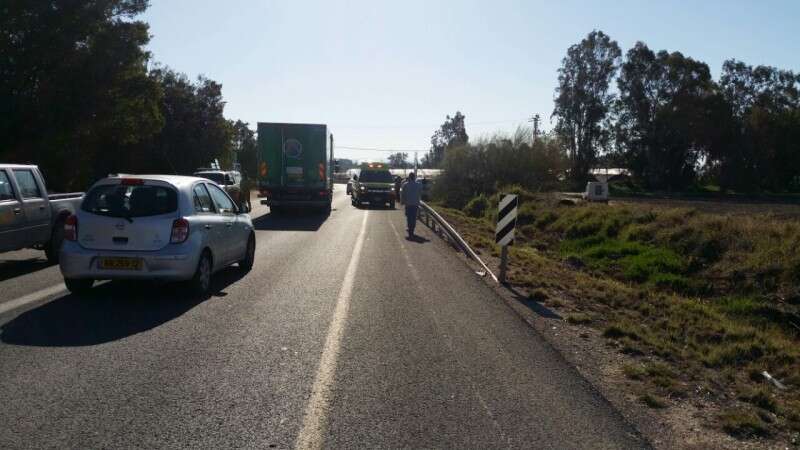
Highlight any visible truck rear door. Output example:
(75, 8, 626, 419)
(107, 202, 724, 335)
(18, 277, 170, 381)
(0, 169, 27, 252)
(10, 168, 51, 246)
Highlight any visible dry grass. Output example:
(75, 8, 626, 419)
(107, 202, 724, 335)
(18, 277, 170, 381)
(434, 192, 800, 442)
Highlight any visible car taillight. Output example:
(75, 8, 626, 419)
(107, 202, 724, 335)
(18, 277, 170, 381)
(170, 218, 190, 244)
(319, 191, 328, 197)
(259, 189, 271, 198)
(120, 178, 144, 186)
(64, 215, 78, 241)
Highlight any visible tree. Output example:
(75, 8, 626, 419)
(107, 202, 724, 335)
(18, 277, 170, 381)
(615, 42, 720, 190)
(0, 0, 162, 191)
(714, 60, 800, 191)
(125, 67, 232, 176)
(231, 120, 257, 179)
(433, 128, 567, 208)
(387, 152, 409, 168)
(552, 30, 621, 186)
(428, 111, 468, 167)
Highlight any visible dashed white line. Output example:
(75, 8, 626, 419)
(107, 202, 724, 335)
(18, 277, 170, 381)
(295, 210, 369, 450)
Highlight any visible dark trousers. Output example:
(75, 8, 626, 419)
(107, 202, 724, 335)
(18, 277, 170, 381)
(405, 205, 419, 235)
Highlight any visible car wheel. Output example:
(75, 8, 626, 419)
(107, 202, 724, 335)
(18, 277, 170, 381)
(239, 234, 255, 273)
(190, 251, 212, 297)
(65, 278, 93, 295)
(45, 219, 66, 264)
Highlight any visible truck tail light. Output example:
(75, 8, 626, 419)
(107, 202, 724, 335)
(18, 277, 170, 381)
(64, 215, 78, 241)
(170, 218, 190, 244)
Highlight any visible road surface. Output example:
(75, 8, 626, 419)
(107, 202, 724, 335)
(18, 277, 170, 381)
(0, 187, 647, 449)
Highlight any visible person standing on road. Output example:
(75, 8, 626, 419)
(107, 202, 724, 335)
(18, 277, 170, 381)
(400, 172, 422, 238)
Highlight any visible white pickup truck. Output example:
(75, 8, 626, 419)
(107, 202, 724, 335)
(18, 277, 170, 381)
(0, 164, 84, 262)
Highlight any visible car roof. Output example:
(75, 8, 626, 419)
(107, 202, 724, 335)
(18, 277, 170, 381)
(0, 164, 39, 170)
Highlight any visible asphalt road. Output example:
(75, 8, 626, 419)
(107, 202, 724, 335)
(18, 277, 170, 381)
(0, 187, 648, 449)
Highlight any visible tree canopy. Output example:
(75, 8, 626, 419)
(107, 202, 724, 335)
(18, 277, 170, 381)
(552, 30, 621, 186)
(1, 0, 247, 191)
(426, 112, 468, 168)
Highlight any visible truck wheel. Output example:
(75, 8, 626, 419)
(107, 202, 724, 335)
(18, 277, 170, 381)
(65, 278, 93, 295)
(45, 218, 66, 264)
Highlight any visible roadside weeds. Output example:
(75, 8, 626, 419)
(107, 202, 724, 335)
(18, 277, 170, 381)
(426, 196, 800, 449)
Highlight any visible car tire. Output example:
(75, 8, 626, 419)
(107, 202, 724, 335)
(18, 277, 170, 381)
(65, 278, 93, 295)
(239, 234, 255, 273)
(190, 251, 212, 297)
(45, 218, 66, 264)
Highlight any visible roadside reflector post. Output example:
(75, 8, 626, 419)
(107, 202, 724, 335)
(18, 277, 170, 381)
(499, 246, 509, 284)
(495, 194, 518, 284)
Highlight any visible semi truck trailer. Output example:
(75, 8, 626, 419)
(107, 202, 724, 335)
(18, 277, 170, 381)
(256, 122, 334, 214)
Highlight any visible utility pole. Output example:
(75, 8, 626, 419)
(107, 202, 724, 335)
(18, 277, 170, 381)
(528, 114, 540, 146)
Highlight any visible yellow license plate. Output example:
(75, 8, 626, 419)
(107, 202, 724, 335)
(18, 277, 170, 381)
(99, 257, 142, 270)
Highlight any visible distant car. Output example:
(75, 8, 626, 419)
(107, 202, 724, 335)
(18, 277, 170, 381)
(193, 169, 243, 208)
(59, 175, 255, 296)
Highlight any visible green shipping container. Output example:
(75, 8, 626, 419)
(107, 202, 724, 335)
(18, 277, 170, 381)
(256, 122, 334, 211)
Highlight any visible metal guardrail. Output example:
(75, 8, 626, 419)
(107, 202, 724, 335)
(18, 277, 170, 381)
(418, 201, 499, 284)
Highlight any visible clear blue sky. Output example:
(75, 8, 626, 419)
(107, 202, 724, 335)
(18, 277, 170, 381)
(141, 0, 799, 162)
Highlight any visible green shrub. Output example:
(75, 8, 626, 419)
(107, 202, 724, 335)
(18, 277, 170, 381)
(720, 410, 770, 438)
(463, 195, 489, 218)
(640, 394, 668, 409)
(535, 211, 558, 229)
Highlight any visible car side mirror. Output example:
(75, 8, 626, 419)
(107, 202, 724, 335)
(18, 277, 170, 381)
(353, 175, 358, 181)
(239, 203, 251, 214)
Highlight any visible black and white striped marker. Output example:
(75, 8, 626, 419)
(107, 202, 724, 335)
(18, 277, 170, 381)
(495, 194, 518, 247)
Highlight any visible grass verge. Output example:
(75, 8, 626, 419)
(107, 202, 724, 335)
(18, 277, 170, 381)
(433, 191, 800, 442)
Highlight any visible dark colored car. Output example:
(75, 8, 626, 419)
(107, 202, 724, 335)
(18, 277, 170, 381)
(350, 169, 395, 208)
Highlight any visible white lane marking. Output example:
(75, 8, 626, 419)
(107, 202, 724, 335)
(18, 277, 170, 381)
(295, 210, 369, 450)
(0, 283, 67, 316)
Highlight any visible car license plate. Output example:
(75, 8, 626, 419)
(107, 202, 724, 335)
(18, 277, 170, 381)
(99, 257, 142, 270)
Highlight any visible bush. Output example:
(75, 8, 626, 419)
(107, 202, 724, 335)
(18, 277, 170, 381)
(463, 195, 489, 218)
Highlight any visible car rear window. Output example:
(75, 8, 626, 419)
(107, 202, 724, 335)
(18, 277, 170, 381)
(359, 170, 393, 183)
(195, 172, 225, 184)
(82, 184, 178, 218)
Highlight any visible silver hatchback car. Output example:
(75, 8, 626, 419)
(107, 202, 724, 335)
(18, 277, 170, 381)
(59, 175, 256, 296)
